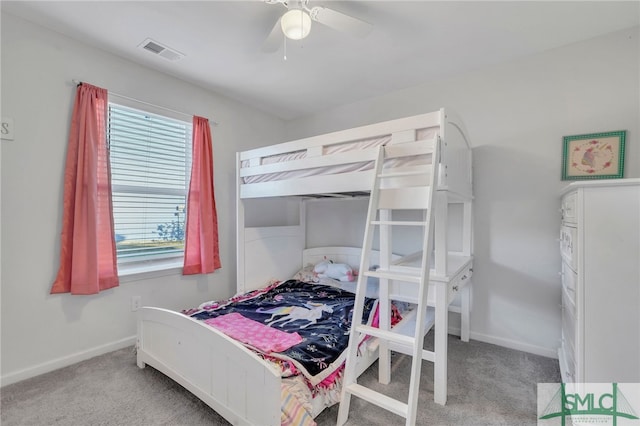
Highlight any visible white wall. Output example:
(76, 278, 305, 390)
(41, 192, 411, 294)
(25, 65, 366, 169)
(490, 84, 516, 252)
(287, 27, 640, 357)
(0, 13, 285, 384)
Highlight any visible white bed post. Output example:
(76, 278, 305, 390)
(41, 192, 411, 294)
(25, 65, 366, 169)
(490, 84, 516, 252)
(435, 110, 448, 276)
(236, 152, 246, 293)
(434, 192, 448, 276)
(460, 199, 473, 342)
(434, 280, 449, 405)
(299, 198, 307, 253)
(434, 112, 450, 405)
(459, 143, 473, 343)
(378, 208, 392, 385)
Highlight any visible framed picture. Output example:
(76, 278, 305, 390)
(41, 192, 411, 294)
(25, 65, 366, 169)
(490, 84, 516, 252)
(562, 130, 626, 180)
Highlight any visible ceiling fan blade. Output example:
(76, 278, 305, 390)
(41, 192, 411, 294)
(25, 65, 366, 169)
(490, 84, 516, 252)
(262, 18, 282, 52)
(310, 6, 372, 38)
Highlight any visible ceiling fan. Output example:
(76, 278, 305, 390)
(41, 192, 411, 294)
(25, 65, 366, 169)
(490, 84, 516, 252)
(262, 0, 372, 52)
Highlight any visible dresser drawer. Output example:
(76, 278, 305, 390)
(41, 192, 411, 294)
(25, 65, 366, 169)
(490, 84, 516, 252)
(561, 192, 577, 224)
(562, 294, 576, 355)
(559, 343, 576, 383)
(561, 261, 577, 304)
(560, 225, 577, 271)
(562, 284, 576, 319)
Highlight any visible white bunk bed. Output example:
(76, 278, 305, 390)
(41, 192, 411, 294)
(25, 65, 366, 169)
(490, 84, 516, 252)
(136, 108, 473, 425)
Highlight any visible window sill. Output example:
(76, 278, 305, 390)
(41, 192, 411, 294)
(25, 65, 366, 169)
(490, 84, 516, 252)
(118, 259, 183, 283)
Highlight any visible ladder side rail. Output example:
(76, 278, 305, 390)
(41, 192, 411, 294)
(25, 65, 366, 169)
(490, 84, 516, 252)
(337, 146, 386, 426)
(339, 137, 442, 426)
(405, 137, 441, 425)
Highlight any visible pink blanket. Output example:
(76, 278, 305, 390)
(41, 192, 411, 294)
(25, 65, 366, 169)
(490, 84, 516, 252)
(204, 313, 303, 353)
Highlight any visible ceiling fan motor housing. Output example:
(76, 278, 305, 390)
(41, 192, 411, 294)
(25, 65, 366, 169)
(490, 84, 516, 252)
(281, 9, 312, 40)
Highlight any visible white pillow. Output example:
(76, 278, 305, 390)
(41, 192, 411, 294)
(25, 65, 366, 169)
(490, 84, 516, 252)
(291, 264, 342, 288)
(292, 263, 380, 298)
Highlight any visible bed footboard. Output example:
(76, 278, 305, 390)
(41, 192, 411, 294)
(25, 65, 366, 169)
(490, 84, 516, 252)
(136, 307, 281, 426)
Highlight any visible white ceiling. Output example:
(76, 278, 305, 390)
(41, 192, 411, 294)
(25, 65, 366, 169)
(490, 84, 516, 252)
(3, 1, 639, 120)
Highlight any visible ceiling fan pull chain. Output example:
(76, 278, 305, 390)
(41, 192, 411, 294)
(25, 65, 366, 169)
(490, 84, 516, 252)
(283, 33, 287, 60)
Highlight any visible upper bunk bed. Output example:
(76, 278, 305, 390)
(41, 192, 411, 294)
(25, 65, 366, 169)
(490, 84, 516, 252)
(236, 109, 472, 201)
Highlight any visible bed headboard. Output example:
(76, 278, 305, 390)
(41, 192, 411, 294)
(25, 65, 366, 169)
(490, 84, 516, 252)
(303, 247, 369, 271)
(240, 244, 387, 294)
(238, 225, 305, 294)
(303, 247, 405, 273)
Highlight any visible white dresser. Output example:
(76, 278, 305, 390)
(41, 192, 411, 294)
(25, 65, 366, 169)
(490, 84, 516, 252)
(558, 179, 640, 383)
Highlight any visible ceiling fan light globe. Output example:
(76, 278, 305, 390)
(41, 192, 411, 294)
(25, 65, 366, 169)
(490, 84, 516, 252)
(281, 9, 312, 40)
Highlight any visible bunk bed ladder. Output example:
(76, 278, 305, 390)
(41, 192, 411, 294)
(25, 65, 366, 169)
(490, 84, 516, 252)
(337, 139, 440, 426)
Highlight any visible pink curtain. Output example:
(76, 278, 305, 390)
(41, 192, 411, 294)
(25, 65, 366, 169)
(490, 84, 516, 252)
(51, 84, 119, 295)
(183, 116, 221, 275)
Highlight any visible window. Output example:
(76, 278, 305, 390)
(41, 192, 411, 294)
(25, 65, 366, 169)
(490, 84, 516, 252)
(108, 103, 192, 271)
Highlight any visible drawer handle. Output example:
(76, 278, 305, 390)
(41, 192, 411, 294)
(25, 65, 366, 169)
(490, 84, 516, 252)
(452, 285, 459, 291)
(461, 275, 468, 280)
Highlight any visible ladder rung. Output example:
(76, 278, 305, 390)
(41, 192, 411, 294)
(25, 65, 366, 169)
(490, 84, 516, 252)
(370, 220, 425, 227)
(364, 269, 422, 283)
(355, 324, 417, 347)
(389, 265, 422, 274)
(344, 383, 409, 418)
(387, 343, 435, 362)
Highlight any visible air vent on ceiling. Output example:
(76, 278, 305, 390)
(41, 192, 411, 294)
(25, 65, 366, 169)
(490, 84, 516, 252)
(138, 38, 184, 61)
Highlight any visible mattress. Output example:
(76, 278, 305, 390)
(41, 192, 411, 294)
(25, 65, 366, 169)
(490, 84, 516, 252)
(241, 127, 438, 184)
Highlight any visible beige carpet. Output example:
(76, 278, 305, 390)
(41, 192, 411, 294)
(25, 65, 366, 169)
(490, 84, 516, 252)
(1, 333, 560, 425)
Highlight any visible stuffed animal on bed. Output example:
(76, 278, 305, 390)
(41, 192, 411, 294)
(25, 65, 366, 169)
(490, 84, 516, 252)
(313, 259, 355, 282)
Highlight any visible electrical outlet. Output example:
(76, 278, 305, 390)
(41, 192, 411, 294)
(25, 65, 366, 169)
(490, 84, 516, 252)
(131, 296, 141, 312)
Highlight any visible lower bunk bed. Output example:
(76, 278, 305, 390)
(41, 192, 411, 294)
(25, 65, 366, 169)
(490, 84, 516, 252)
(136, 246, 419, 426)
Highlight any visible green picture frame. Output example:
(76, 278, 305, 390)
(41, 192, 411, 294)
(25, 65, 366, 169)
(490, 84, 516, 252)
(562, 130, 626, 180)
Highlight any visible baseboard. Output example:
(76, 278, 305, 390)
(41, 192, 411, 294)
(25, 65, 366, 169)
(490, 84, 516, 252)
(1, 335, 136, 387)
(1, 328, 557, 387)
(448, 326, 558, 359)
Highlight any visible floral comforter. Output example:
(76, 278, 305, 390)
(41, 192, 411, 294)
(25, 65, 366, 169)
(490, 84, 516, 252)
(188, 279, 378, 385)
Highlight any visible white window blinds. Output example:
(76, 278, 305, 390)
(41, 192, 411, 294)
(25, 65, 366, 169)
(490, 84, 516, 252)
(108, 103, 192, 265)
